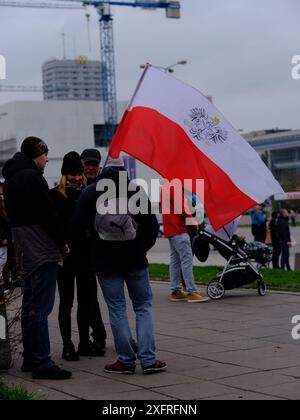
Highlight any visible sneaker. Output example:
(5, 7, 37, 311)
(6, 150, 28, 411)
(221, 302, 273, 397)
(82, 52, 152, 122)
(78, 340, 105, 357)
(104, 360, 135, 374)
(187, 292, 210, 303)
(170, 290, 188, 301)
(143, 360, 167, 374)
(32, 365, 72, 380)
(62, 345, 80, 362)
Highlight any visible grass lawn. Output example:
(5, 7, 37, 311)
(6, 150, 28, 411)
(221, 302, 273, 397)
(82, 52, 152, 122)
(149, 264, 300, 291)
(0, 381, 36, 400)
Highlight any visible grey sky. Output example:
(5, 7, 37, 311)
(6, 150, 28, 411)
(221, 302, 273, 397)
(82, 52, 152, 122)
(0, 0, 299, 132)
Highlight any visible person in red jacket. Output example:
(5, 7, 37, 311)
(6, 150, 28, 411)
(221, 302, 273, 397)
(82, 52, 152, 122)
(161, 181, 209, 303)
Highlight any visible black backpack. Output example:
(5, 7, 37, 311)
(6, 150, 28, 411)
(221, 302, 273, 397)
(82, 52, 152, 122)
(190, 231, 210, 262)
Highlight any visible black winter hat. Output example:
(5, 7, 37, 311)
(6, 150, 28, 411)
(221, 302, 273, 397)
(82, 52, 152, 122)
(61, 151, 84, 175)
(21, 136, 48, 159)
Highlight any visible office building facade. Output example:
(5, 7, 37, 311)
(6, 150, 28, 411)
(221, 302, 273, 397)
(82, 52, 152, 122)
(245, 129, 300, 189)
(42, 57, 105, 101)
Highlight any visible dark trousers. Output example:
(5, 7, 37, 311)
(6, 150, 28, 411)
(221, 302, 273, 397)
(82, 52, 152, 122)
(272, 241, 281, 269)
(254, 230, 266, 243)
(21, 262, 58, 370)
(57, 256, 106, 348)
(280, 241, 291, 271)
(252, 224, 266, 243)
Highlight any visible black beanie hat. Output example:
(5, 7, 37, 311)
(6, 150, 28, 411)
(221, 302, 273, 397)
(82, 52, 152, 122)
(61, 151, 84, 176)
(21, 136, 48, 159)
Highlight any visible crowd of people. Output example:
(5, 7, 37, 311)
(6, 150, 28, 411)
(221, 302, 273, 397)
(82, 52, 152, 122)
(0, 136, 297, 381)
(251, 204, 296, 271)
(1, 137, 166, 380)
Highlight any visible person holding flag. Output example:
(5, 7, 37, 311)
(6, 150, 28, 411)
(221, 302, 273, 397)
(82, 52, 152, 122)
(161, 181, 210, 302)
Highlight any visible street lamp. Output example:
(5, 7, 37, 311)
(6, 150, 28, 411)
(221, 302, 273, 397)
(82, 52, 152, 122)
(140, 60, 187, 73)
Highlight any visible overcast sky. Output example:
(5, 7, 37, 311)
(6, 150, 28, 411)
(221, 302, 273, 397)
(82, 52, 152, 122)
(0, 0, 300, 132)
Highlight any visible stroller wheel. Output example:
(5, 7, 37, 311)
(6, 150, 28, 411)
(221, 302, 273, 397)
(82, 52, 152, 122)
(258, 281, 267, 296)
(207, 280, 225, 300)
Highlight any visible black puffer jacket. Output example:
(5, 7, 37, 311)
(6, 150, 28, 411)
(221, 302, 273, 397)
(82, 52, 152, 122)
(2, 152, 64, 247)
(277, 216, 291, 243)
(50, 186, 82, 244)
(71, 166, 159, 275)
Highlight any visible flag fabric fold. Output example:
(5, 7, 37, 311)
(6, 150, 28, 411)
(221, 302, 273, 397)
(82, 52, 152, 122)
(109, 65, 284, 230)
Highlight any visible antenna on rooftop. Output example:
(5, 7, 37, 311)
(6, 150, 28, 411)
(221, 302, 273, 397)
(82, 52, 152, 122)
(73, 37, 77, 60)
(62, 30, 66, 60)
(85, 11, 92, 55)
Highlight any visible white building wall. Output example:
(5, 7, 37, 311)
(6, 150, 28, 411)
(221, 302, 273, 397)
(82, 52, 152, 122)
(0, 100, 127, 186)
(0, 99, 164, 207)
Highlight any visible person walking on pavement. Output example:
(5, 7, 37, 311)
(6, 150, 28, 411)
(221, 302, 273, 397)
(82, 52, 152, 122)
(161, 182, 209, 303)
(277, 209, 292, 271)
(72, 158, 166, 374)
(2, 137, 72, 380)
(51, 152, 106, 361)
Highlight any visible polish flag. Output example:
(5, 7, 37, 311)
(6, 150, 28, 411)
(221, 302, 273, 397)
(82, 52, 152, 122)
(109, 65, 284, 230)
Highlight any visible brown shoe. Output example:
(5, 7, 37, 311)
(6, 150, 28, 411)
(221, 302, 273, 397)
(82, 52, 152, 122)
(170, 290, 188, 301)
(187, 292, 210, 303)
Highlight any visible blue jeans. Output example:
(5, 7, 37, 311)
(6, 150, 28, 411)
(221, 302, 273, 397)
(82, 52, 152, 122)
(169, 233, 197, 293)
(280, 241, 291, 271)
(97, 269, 156, 368)
(21, 262, 58, 370)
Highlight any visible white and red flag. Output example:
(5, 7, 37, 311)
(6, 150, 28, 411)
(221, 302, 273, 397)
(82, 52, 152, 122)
(109, 65, 284, 230)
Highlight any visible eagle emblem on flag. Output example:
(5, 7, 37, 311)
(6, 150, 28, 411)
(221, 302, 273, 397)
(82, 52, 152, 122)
(185, 108, 228, 144)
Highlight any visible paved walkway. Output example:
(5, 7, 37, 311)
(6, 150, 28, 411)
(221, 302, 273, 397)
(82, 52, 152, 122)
(2, 282, 300, 400)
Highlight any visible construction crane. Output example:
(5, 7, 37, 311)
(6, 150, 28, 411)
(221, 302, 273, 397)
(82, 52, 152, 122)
(0, 1, 83, 9)
(0, 0, 181, 145)
(0, 84, 68, 92)
(0, 85, 43, 92)
(83, 1, 181, 144)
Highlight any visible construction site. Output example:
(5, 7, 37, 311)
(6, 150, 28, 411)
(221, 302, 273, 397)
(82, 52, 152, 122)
(0, 1, 184, 191)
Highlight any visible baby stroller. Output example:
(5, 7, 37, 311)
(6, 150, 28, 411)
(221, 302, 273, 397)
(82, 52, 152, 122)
(192, 225, 270, 300)
(235, 239, 273, 268)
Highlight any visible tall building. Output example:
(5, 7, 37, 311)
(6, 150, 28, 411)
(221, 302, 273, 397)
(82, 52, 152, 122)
(42, 57, 105, 101)
(245, 128, 300, 189)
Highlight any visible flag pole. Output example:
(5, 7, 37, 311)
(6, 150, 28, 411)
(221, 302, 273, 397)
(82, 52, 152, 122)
(102, 64, 152, 172)
(127, 63, 151, 110)
(101, 152, 110, 173)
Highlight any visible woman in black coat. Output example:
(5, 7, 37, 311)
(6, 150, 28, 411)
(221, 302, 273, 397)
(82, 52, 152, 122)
(51, 152, 106, 361)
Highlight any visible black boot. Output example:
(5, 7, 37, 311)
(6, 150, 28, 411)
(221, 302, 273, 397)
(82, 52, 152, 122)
(62, 343, 80, 362)
(32, 365, 72, 380)
(78, 340, 105, 357)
